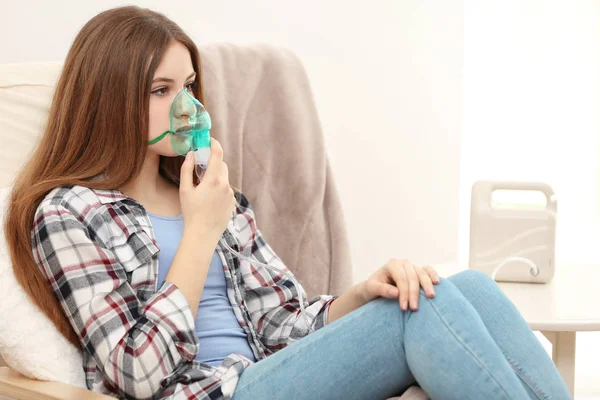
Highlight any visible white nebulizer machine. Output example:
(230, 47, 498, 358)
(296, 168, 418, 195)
(469, 181, 557, 283)
(148, 88, 311, 327)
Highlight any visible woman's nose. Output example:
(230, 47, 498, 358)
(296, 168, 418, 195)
(172, 90, 198, 123)
(180, 111, 190, 124)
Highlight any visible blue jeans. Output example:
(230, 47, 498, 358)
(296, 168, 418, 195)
(231, 270, 572, 400)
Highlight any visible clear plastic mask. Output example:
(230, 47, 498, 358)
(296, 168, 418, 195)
(148, 88, 211, 155)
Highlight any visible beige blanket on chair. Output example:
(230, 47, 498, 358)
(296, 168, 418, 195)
(199, 44, 353, 298)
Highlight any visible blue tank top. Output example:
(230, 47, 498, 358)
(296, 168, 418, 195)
(148, 212, 257, 367)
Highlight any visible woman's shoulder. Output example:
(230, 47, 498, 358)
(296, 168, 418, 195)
(36, 185, 130, 225)
(34, 185, 138, 247)
(39, 185, 115, 211)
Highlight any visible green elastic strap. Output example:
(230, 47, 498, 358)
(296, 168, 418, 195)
(148, 130, 171, 145)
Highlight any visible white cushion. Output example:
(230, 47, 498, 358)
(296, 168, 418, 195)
(0, 61, 86, 387)
(0, 62, 62, 188)
(0, 186, 85, 387)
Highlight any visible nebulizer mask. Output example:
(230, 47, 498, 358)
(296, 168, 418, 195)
(149, 88, 311, 328)
(148, 88, 212, 180)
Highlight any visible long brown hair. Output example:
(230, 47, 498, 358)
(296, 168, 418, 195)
(4, 6, 206, 348)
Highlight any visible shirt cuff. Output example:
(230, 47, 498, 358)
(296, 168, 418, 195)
(311, 295, 339, 332)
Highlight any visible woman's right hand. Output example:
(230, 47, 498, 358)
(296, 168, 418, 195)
(179, 138, 236, 243)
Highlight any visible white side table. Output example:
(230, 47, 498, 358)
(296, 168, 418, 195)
(434, 262, 600, 397)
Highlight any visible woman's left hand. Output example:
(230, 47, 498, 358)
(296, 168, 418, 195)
(357, 259, 440, 311)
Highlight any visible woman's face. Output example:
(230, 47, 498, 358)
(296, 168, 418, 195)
(148, 41, 197, 157)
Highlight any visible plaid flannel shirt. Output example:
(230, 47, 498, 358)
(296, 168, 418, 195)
(31, 185, 337, 399)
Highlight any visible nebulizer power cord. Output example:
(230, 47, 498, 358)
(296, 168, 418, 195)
(490, 256, 540, 280)
(148, 87, 311, 329)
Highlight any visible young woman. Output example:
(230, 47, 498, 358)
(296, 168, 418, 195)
(4, 6, 571, 400)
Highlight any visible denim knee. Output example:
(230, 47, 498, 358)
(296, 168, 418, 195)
(451, 269, 494, 283)
(448, 269, 502, 296)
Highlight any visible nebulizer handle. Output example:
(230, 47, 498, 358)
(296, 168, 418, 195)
(190, 123, 211, 183)
(193, 146, 211, 182)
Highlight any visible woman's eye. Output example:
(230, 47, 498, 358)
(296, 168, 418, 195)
(151, 87, 168, 96)
(186, 81, 197, 92)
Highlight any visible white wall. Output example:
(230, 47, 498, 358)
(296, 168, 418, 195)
(460, 0, 600, 266)
(0, 0, 464, 284)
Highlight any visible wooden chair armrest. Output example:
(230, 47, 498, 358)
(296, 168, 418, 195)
(0, 367, 112, 400)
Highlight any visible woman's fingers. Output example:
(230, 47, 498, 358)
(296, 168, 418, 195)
(423, 266, 440, 284)
(416, 266, 435, 299)
(388, 260, 409, 310)
(204, 138, 224, 182)
(370, 280, 399, 299)
(180, 152, 195, 192)
(385, 260, 440, 311)
(403, 262, 421, 311)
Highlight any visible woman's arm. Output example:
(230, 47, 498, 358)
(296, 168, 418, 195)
(326, 282, 368, 324)
(32, 203, 199, 400)
(165, 224, 214, 320)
